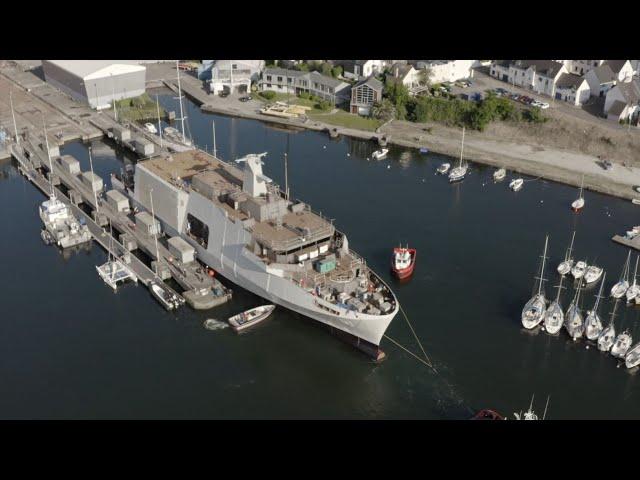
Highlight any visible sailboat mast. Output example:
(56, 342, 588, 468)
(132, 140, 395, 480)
(579, 175, 584, 200)
(156, 94, 163, 149)
(594, 272, 606, 311)
(212, 120, 217, 158)
(542, 396, 550, 420)
(284, 133, 290, 201)
(176, 61, 186, 144)
(538, 236, 549, 296)
(633, 255, 639, 286)
(459, 126, 465, 167)
(555, 275, 564, 302)
(10, 90, 20, 146)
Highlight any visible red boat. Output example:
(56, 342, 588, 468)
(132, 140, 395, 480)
(471, 409, 505, 420)
(391, 246, 416, 279)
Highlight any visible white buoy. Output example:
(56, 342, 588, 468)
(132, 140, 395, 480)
(586, 345, 589, 349)
(387, 165, 391, 169)
(347, 153, 350, 157)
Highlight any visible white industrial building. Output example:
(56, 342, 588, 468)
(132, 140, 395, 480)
(42, 60, 146, 109)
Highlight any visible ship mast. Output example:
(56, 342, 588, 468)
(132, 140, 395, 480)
(10, 90, 20, 146)
(41, 113, 55, 199)
(88, 145, 99, 215)
(284, 133, 290, 201)
(175, 60, 187, 144)
(156, 94, 163, 149)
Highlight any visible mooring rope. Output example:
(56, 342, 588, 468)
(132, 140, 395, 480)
(383, 303, 438, 374)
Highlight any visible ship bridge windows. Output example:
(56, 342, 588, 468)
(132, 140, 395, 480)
(186, 213, 210, 249)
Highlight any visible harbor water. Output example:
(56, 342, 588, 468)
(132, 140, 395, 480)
(2, 91, 640, 419)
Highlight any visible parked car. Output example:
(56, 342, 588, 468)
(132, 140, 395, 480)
(219, 91, 229, 98)
(603, 160, 613, 170)
(239, 95, 252, 102)
(494, 87, 509, 96)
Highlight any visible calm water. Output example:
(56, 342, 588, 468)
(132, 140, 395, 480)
(2, 92, 640, 419)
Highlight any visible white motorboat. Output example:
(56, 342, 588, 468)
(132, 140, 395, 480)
(611, 251, 631, 298)
(584, 265, 603, 285)
(557, 231, 576, 276)
(571, 260, 587, 280)
(571, 175, 585, 212)
(585, 273, 606, 341)
(228, 304, 276, 332)
(544, 276, 565, 335)
(144, 122, 158, 134)
(372, 148, 389, 160)
(626, 255, 640, 302)
(437, 163, 451, 174)
(625, 343, 640, 369)
(493, 168, 506, 182)
(509, 178, 524, 191)
(597, 303, 618, 352)
(448, 127, 468, 183)
(522, 236, 549, 330)
(149, 280, 183, 310)
(611, 330, 633, 358)
(564, 281, 584, 341)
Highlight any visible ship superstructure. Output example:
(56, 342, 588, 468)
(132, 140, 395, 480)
(130, 149, 398, 358)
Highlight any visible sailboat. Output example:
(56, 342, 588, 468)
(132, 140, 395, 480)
(557, 231, 576, 276)
(448, 127, 468, 183)
(611, 251, 631, 298)
(571, 175, 585, 212)
(521, 236, 548, 330)
(625, 255, 640, 302)
(564, 280, 585, 340)
(584, 264, 603, 285)
(513, 394, 549, 421)
(96, 220, 137, 291)
(571, 260, 587, 280)
(611, 329, 633, 359)
(543, 275, 565, 335)
(585, 272, 606, 341)
(597, 302, 618, 352)
(625, 343, 640, 369)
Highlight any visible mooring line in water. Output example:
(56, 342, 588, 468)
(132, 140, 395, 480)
(383, 334, 436, 372)
(399, 303, 436, 371)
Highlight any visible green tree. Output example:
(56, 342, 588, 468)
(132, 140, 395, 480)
(320, 62, 332, 77)
(331, 65, 343, 78)
(371, 99, 397, 121)
(418, 66, 433, 87)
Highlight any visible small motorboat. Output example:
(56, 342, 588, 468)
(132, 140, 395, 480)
(584, 265, 603, 285)
(372, 148, 389, 160)
(144, 122, 158, 134)
(149, 280, 182, 311)
(625, 343, 640, 369)
(391, 246, 417, 280)
(571, 260, 587, 280)
(509, 178, 524, 191)
(437, 163, 450, 174)
(493, 168, 506, 181)
(611, 330, 633, 358)
(419, 147, 429, 154)
(228, 305, 276, 333)
(471, 409, 505, 420)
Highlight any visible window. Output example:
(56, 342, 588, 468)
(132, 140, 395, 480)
(277, 76, 283, 82)
(232, 64, 237, 69)
(266, 75, 271, 82)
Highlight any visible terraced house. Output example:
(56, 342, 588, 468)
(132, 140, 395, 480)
(259, 68, 351, 105)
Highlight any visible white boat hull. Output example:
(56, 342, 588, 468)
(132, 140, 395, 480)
(522, 294, 546, 329)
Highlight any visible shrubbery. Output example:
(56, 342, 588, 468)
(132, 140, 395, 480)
(260, 90, 276, 100)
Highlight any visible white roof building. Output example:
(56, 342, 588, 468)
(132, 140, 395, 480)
(42, 60, 147, 109)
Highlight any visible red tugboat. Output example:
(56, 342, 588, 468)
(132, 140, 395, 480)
(471, 409, 505, 420)
(391, 245, 417, 280)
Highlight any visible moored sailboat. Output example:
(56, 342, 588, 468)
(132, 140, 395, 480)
(585, 272, 606, 341)
(544, 275, 565, 335)
(597, 302, 618, 352)
(625, 343, 640, 369)
(571, 175, 585, 212)
(612, 330, 633, 359)
(448, 127, 468, 183)
(522, 236, 549, 330)
(625, 255, 640, 302)
(564, 280, 584, 341)
(571, 260, 587, 280)
(584, 264, 603, 285)
(611, 251, 631, 299)
(557, 231, 576, 276)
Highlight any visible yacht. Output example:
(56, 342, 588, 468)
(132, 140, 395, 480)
(611, 330, 633, 359)
(625, 255, 640, 302)
(571, 260, 587, 280)
(544, 276, 565, 335)
(564, 281, 584, 341)
(557, 231, 576, 276)
(571, 175, 585, 212)
(522, 236, 548, 330)
(448, 127, 468, 183)
(611, 251, 631, 298)
(597, 303, 618, 352)
(584, 265, 603, 285)
(584, 273, 606, 341)
(437, 163, 451, 175)
(625, 343, 640, 369)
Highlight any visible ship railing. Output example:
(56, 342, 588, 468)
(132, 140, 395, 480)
(250, 224, 334, 252)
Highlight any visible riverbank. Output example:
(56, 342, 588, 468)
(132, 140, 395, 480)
(184, 91, 640, 202)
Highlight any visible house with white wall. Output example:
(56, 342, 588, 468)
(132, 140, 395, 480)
(415, 60, 475, 83)
(554, 73, 591, 106)
(585, 64, 617, 98)
(602, 60, 635, 82)
(341, 60, 386, 80)
(350, 76, 383, 116)
(563, 60, 605, 76)
(259, 68, 351, 104)
(604, 78, 640, 123)
(208, 60, 265, 95)
(385, 63, 419, 89)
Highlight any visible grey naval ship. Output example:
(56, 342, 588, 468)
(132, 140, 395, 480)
(117, 149, 398, 359)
